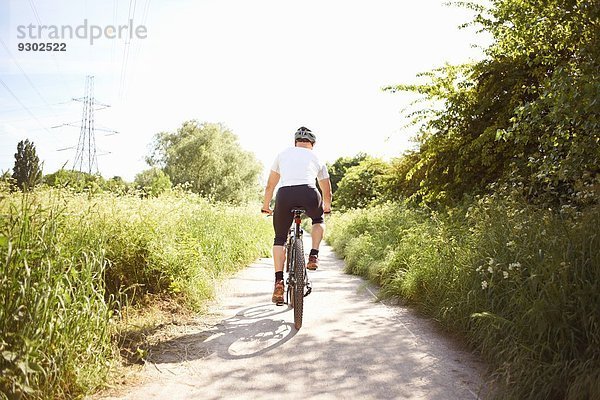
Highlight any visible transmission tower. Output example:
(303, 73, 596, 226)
(52, 75, 117, 173)
(72, 75, 98, 174)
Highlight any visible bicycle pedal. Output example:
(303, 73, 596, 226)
(304, 284, 312, 297)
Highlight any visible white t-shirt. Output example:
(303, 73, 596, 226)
(271, 147, 330, 187)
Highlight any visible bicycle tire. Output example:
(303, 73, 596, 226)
(293, 237, 305, 330)
(285, 240, 293, 306)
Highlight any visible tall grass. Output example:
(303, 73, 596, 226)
(0, 187, 271, 399)
(327, 198, 600, 400)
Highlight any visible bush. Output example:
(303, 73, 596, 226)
(327, 198, 600, 400)
(333, 158, 389, 210)
(43, 169, 105, 193)
(134, 167, 172, 197)
(0, 188, 272, 399)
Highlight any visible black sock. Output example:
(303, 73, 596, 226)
(275, 271, 284, 282)
(310, 249, 319, 257)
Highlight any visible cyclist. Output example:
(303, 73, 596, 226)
(261, 127, 332, 304)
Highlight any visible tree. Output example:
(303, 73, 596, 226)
(12, 139, 42, 191)
(104, 176, 130, 194)
(134, 168, 171, 197)
(147, 121, 262, 203)
(385, 0, 600, 205)
(327, 153, 369, 195)
(44, 169, 104, 192)
(334, 158, 389, 210)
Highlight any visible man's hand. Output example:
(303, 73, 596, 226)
(323, 204, 332, 214)
(261, 208, 273, 215)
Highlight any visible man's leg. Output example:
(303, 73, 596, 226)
(272, 245, 286, 304)
(307, 223, 324, 270)
(273, 245, 285, 272)
(311, 223, 324, 250)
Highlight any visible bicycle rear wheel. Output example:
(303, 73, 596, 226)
(285, 239, 293, 306)
(293, 237, 305, 330)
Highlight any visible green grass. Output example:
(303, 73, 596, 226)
(0, 187, 272, 399)
(327, 198, 600, 400)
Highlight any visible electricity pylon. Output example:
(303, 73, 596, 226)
(72, 75, 99, 174)
(52, 75, 117, 174)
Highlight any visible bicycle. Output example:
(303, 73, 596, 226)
(284, 208, 312, 330)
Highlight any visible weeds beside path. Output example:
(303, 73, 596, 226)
(95, 238, 488, 400)
(327, 200, 600, 400)
(0, 188, 271, 399)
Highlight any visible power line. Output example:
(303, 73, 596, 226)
(126, 0, 152, 94)
(118, 0, 137, 100)
(0, 37, 61, 119)
(27, 0, 42, 25)
(27, 0, 76, 98)
(0, 103, 73, 114)
(0, 77, 54, 135)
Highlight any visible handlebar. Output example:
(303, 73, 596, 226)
(261, 209, 331, 215)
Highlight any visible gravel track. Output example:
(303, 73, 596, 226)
(97, 235, 490, 400)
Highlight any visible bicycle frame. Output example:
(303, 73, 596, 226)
(285, 209, 312, 309)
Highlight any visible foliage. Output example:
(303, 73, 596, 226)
(384, 0, 600, 205)
(147, 121, 262, 204)
(327, 198, 600, 400)
(104, 176, 130, 194)
(327, 153, 368, 194)
(44, 169, 105, 193)
(12, 140, 42, 191)
(134, 167, 172, 197)
(380, 152, 425, 203)
(0, 191, 114, 399)
(44, 170, 134, 195)
(333, 157, 389, 210)
(0, 187, 272, 399)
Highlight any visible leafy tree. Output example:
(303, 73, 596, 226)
(134, 168, 171, 197)
(334, 158, 389, 210)
(12, 139, 42, 191)
(327, 153, 368, 194)
(44, 169, 105, 192)
(147, 121, 262, 203)
(104, 176, 130, 194)
(385, 0, 600, 205)
(380, 151, 425, 203)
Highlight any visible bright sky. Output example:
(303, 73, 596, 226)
(0, 0, 489, 182)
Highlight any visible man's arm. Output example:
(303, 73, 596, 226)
(318, 178, 332, 213)
(262, 170, 281, 213)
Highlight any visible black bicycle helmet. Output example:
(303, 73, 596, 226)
(294, 126, 316, 143)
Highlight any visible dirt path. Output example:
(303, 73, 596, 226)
(97, 236, 489, 400)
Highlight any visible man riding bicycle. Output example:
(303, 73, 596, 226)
(261, 127, 332, 304)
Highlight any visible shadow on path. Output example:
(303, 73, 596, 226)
(101, 244, 490, 400)
(146, 303, 297, 363)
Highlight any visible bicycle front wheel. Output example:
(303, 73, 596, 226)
(293, 237, 305, 330)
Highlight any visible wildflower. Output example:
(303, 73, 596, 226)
(508, 262, 521, 270)
(481, 280, 488, 289)
(503, 271, 509, 279)
(488, 266, 494, 274)
(488, 258, 495, 265)
(506, 240, 515, 247)
(476, 266, 482, 272)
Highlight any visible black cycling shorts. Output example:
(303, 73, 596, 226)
(273, 185, 324, 246)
